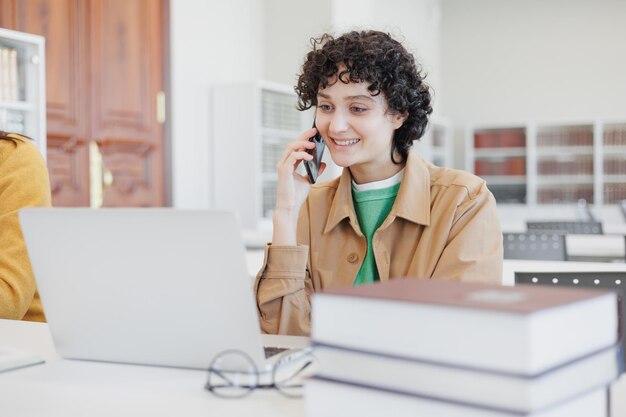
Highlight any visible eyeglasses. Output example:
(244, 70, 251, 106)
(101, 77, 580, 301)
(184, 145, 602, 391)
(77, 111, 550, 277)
(205, 347, 316, 398)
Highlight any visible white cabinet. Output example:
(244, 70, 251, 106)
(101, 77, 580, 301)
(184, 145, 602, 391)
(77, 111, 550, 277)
(0, 28, 46, 158)
(465, 119, 626, 209)
(415, 116, 453, 168)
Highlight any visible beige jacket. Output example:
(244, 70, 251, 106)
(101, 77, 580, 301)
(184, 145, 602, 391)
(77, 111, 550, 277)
(254, 150, 503, 336)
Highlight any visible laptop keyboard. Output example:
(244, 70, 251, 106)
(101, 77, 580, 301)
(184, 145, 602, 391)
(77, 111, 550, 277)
(264, 346, 289, 358)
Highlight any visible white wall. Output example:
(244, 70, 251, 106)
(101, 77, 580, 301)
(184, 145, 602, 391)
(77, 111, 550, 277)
(170, 0, 263, 208)
(264, 0, 442, 105)
(441, 0, 626, 168)
(332, 0, 442, 110)
(263, 0, 333, 86)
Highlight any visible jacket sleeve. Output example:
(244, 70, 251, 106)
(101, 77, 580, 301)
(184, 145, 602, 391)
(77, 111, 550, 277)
(432, 182, 503, 284)
(253, 201, 314, 336)
(0, 141, 51, 320)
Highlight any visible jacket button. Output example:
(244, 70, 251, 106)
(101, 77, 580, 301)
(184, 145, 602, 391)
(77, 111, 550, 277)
(347, 253, 359, 263)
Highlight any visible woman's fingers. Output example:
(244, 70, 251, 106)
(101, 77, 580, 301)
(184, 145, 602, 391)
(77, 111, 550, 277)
(273, 127, 321, 214)
(278, 128, 318, 163)
(278, 151, 313, 173)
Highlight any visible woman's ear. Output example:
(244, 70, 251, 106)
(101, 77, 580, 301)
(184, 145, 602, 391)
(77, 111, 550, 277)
(392, 111, 409, 129)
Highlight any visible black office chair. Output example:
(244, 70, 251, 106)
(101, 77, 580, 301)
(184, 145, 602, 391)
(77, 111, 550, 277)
(526, 221, 603, 235)
(503, 232, 567, 261)
(515, 271, 625, 366)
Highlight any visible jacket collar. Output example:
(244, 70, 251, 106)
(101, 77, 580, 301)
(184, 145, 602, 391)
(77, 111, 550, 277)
(323, 149, 431, 234)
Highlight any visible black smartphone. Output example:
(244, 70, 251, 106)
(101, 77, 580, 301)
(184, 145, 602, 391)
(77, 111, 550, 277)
(303, 121, 326, 184)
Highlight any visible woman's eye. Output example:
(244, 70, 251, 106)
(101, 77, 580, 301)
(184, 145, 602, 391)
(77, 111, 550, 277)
(351, 106, 367, 113)
(319, 104, 332, 111)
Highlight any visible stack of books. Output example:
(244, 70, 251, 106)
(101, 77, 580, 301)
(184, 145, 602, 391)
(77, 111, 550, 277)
(306, 279, 623, 417)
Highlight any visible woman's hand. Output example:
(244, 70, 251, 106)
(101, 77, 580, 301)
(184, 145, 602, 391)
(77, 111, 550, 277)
(272, 127, 326, 245)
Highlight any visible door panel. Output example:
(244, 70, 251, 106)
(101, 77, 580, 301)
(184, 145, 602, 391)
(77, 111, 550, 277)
(0, 0, 166, 207)
(46, 135, 89, 205)
(0, 0, 16, 27)
(7, 0, 90, 206)
(90, 0, 164, 206)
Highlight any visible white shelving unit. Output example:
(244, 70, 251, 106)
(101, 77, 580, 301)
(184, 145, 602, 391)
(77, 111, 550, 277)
(416, 116, 453, 167)
(0, 28, 46, 158)
(601, 121, 626, 205)
(465, 119, 626, 226)
(535, 122, 595, 205)
(212, 81, 339, 231)
(465, 123, 529, 204)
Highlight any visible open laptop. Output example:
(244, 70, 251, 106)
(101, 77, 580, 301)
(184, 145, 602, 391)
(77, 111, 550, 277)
(19, 208, 309, 371)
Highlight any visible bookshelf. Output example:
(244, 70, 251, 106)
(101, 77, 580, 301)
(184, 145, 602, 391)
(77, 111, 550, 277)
(466, 119, 626, 210)
(602, 122, 626, 204)
(536, 123, 594, 204)
(465, 124, 528, 204)
(0, 28, 46, 158)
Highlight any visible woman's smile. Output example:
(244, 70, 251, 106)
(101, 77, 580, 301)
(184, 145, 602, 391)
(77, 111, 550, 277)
(330, 137, 360, 147)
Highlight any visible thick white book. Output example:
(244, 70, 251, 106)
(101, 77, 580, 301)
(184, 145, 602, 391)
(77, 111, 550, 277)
(0, 348, 44, 373)
(8, 48, 18, 101)
(313, 343, 621, 413)
(312, 279, 619, 374)
(305, 377, 608, 417)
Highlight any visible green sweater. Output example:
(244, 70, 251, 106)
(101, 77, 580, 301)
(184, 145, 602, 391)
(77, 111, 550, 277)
(352, 183, 401, 286)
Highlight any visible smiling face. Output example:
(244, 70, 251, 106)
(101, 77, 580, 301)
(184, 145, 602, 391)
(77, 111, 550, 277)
(315, 76, 407, 184)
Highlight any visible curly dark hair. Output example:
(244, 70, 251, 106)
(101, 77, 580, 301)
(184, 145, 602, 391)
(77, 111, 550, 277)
(295, 30, 433, 164)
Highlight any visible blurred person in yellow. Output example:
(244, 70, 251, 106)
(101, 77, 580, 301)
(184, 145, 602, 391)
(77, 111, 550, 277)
(0, 131, 50, 321)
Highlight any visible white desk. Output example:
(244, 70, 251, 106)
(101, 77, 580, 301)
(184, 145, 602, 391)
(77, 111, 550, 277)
(0, 320, 305, 417)
(502, 259, 626, 285)
(4, 258, 626, 417)
(502, 259, 626, 415)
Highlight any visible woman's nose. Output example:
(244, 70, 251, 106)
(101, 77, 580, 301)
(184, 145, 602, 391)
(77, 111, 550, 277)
(329, 111, 348, 134)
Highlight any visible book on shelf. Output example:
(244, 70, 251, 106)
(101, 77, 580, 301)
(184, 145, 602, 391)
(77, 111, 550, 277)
(0, 47, 8, 101)
(8, 48, 18, 101)
(0, 46, 19, 102)
(474, 129, 525, 149)
(312, 342, 622, 413)
(0, 348, 44, 373)
(305, 377, 609, 417)
(311, 278, 620, 374)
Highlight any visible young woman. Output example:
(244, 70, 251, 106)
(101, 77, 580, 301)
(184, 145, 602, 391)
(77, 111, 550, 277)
(254, 30, 503, 336)
(0, 131, 51, 321)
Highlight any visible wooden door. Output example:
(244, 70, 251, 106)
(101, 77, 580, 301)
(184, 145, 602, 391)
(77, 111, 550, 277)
(89, 0, 164, 206)
(0, 0, 166, 206)
(2, 0, 90, 206)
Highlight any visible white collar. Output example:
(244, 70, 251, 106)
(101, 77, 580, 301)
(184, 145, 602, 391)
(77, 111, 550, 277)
(352, 168, 405, 192)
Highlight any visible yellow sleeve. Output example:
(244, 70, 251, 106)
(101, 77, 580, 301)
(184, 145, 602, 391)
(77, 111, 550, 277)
(0, 140, 51, 320)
